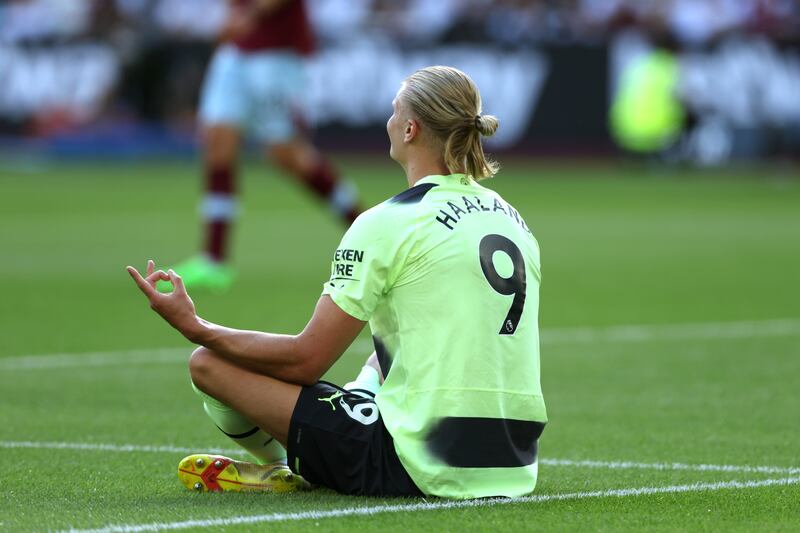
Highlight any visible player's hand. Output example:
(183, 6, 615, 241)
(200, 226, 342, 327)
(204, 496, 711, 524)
(126, 260, 202, 341)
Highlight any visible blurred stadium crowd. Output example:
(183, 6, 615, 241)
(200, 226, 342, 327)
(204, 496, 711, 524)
(2, 0, 798, 46)
(1, 0, 799, 162)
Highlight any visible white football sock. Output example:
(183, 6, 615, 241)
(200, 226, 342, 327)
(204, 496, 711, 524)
(344, 365, 381, 396)
(192, 381, 287, 465)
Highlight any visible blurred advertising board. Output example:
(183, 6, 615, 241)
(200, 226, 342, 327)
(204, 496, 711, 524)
(1, 37, 797, 157)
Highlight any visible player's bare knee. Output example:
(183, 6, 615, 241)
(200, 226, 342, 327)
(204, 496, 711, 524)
(268, 144, 295, 173)
(188, 347, 218, 388)
(203, 127, 238, 167)
(269, 140, 318, 176)
(204, 143, 235, 168)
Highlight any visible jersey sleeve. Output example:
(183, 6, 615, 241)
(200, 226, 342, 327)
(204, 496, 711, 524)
(321, 206, 411, 321)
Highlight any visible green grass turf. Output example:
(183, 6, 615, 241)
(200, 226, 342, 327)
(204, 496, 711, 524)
(0, 157, 799, 531)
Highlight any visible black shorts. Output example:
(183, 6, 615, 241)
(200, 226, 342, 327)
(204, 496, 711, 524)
(286, 381, 423, 497)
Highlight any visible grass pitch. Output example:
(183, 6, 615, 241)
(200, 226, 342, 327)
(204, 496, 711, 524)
(0, 157, 798, 531)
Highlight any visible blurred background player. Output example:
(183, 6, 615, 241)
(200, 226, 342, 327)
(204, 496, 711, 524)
(164, 0, 363, 292)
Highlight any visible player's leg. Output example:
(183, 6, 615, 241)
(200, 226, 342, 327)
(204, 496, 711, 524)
(191, 378, 286, 465)
(199, 124, 240, 268)
(246, 51, 362, 225)
(160, 46, 244, 292)
(269, 137, 362, 225)
(179, 347, 309, 493)
(189, 347, 298, 446)
(183, 349, 420, 496)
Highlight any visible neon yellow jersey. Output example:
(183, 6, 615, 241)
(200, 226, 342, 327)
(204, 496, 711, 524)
(322, 173, 547, 498)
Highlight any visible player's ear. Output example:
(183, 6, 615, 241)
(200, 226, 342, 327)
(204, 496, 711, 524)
(404, 119, 419, 143)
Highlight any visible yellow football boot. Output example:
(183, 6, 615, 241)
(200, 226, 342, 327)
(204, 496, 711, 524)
(178, 454, 310, 493)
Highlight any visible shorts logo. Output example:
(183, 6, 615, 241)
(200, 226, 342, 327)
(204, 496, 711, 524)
(318, 391, 379, 425)
(341, 397, 379, 426)
(318, 391, 344, 411)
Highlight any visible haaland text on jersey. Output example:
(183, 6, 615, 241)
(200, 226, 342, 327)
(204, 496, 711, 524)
(435, 194, 532, 232)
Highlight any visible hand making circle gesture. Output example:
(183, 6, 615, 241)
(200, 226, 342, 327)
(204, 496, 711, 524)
(127, 260, 200, 341)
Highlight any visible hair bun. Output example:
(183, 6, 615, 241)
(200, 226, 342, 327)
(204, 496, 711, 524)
(475, 114, 499, 137)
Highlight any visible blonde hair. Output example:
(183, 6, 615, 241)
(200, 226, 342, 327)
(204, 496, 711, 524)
(401, 66, 500, 180)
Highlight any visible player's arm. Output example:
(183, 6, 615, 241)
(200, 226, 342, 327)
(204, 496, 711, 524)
(126, 261, 365, 385)
(192, 295, 365, 384)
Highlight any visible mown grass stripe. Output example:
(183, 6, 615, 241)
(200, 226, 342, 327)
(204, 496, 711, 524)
(2, 440, 797, 475)
(62, 477, 800, 533)
(3, 318, 799, 371)
(541, 318, 800, 344)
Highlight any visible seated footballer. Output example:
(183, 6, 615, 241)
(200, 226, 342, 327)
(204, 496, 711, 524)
(127, 65, 547, 498)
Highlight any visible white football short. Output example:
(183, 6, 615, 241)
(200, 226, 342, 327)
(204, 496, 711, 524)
(199, 45, 306, 143)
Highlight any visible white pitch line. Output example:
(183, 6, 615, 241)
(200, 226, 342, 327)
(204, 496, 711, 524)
(62, 476, 800, 533)
(0, 339, 375, 371)
(3, 317, 799, 371)
(0, 348, 189, 370)
(540, 458, 800, 476)
(0, 441, 233, 455)
(2, 440, 798, 476)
